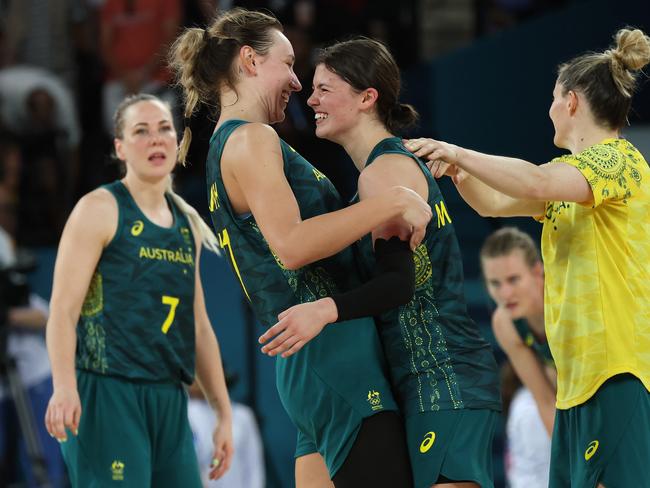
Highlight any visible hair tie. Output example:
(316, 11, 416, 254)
(203, 28, 210, 42)
(184, 117, 191, 128)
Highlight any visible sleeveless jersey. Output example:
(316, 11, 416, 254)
(354, 138, 501, 416)
(206, 120, 366, 326)
(76, 181, 196, 384)
(513, 318, 554, 367)
(206, 121, 399, 452)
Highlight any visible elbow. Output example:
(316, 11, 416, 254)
(476, 206, 502, 218)
(274, 248, 305, 271)
(476, 208, 496, 218)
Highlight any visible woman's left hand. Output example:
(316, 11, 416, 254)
(209, 416, 234, 480)
(259, 298, 337, 358)
(403, 138, 461, 170)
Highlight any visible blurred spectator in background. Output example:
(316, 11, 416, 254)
(1, 0, 87, 88)
(99, 0, 181, 132)
(188, 375, 264, 488)
(0, 192, 66, 487)
(0, 65, 81, 245)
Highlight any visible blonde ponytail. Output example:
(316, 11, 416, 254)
(606, 28, 650, 98)
(165, 177, 220, 255)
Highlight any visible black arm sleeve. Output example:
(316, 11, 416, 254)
(331, 237, 415, 322)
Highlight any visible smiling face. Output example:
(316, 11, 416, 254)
(114, 100, 178, 183)
(307, 63, 364, 143)
(482, 250, 543, 319)
(254, 29, 302, 124)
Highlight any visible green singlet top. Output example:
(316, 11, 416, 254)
(206, 120, 367, 325)
(76, 181, 197, 384)
(354, 138, 502, 416)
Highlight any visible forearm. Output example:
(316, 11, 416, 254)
(456, 148, 546, 200)
(9, 307, 47, 329)
(276, 193, 403, 269)
(508, 351, 556, 435)
(195, 326, 232, 420)
(331, 238, 414, 321)
(46, 315, 78, 391)
(454, 173, 512, 217)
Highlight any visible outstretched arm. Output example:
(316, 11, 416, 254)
(404, 137, 593, 213)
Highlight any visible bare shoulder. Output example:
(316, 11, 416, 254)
(66, 187, 118, 245)
(359, 152, 425, 198)
(491, 307, 522, 346)
(224, 122, 281, 161)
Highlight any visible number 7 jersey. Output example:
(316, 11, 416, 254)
(76, 181, 197, 384)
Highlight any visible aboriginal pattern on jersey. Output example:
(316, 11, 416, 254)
(76, 181, 197, 384)
(354, 137, 501, 416)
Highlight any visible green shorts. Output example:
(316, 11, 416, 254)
(406, 409, 497, 488)
(61, 370, 201, 487)
(549, 373, 650, 488)
(279, 316, 398, 477)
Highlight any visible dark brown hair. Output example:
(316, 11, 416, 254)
(316, 37, 418, 134)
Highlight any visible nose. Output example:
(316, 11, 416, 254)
(307, 90, 318, 108)
(290, 73, 302, 92)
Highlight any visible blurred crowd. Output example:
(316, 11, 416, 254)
(0, 0, 571, 249)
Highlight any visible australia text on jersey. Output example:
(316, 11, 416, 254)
(138, 246, 194, 265)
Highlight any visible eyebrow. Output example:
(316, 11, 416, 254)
(132, 120, 172, 128)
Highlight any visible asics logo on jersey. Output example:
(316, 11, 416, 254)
(111, 460, 125, 480)
(420, 431, 436, 453)
(584, 440, 599, 460)
(131, 220, 144, 236)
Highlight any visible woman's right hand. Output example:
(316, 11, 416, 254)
(45, 386, 81, 442)
(391, 186, 432, 249)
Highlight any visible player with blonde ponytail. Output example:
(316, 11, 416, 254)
(45, 93, 233, 486)
(406, 28, 650, 487)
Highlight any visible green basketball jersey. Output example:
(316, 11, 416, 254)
(206, 122, 400, 472)
(76, 181, 197, 384)
(206, 120, 365, 325)
(354, 138, 501, 416)
(514, 318, 554, 367)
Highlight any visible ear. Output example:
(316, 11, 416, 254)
(532, 261, 544, 279)
(567, 90, 579, 116)
(114, 138, 125, 161)
(360, 88, 379, 110)
(239, 45, 258, 75)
